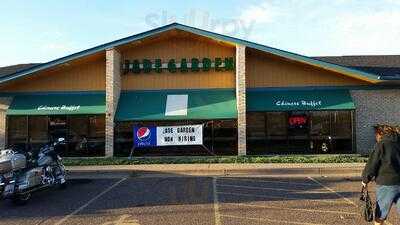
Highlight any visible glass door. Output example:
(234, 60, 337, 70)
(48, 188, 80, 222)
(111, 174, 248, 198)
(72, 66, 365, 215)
(287, 111, 310, 153)
(49, 116, 67, 155)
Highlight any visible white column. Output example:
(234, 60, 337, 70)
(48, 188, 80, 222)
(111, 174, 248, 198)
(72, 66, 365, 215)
(236, 44, 247, 156)
(105, 48, 121, 157)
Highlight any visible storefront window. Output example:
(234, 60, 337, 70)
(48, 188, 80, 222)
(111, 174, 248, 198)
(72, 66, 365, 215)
(266, 112, 289, 153)
(114, 121, 134, 157)
(247, 110, 354, 155)
(266, 112, 287, 136)
(49, 116, 67, 142)
(68, 116, 89, 156)
(247, 112, 266, 153)
(7, 115, 105, 157)
(310, 111, 331, 136)
(65, 115, 105, 157)
(87, 115, 105, 156)
(7, 116, 28, 150)
(332, 111, 352, 138)
(332, 111, 353, 153)
(212, 120, 237, 155)
(28, 116, 49, 151)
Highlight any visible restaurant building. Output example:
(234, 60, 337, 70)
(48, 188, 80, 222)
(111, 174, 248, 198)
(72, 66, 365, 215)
(0, 23, 399, 157)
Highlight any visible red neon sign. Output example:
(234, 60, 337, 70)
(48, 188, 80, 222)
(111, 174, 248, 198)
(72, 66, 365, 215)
(288, 116, 307, 126)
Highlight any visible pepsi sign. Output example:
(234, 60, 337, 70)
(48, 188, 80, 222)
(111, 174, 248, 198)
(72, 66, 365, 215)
(134, 126, 157, 147)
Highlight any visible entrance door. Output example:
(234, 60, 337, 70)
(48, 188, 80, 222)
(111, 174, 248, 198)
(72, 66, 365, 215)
(287, 111, 310, 152)
(49, 116, 67, 154)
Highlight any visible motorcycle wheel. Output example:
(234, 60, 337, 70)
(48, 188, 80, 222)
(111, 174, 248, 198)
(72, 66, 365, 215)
(58, 182, 67, 190)
(12, 192, 31, 205)
(57, 179, 67, 190)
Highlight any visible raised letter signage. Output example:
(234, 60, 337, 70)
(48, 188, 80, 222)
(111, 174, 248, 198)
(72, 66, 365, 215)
(122, 57, 235, 74)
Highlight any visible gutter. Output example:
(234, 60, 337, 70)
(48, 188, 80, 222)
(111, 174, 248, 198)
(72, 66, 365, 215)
(378, 75, 400, 81)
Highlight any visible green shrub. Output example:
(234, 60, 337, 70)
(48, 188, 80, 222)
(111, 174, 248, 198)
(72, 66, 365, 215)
(63, 154, 368, 166)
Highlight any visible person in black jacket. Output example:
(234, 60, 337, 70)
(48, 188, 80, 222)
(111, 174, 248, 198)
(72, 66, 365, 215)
(362, 125, 400, 225)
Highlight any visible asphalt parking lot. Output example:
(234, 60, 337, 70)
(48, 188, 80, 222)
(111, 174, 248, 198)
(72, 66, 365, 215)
(0, 175, 399, 225)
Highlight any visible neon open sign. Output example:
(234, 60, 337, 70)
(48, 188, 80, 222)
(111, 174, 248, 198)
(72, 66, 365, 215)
(122, 57, 235, 74)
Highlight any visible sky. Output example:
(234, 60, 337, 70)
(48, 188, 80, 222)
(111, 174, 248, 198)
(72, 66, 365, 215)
(0, 0, 400, 67)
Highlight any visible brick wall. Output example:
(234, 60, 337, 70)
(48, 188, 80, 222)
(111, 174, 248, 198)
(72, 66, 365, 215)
(105, 48, 121, 157)
(236, 44, 246, 155)
(351, 89, 400, 154)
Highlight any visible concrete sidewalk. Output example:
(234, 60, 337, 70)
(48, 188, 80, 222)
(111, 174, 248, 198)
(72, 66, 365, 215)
(66, 163, 365, 177)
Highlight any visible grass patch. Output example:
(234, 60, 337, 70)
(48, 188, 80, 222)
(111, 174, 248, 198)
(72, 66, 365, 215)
(63, 154, 368, 166)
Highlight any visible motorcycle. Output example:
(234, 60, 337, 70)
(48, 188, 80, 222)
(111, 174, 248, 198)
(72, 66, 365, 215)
(310, 136, 334, 154)
(0, 138, 67, 205)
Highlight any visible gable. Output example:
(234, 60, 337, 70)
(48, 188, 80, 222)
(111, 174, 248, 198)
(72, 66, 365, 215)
(0, 23, 381, 87)
(118, 31, 236, 90)
(246, 49, 370, 88)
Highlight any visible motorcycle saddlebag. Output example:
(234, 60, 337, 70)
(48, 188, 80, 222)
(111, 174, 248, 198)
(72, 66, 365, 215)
(0, 158, 12, 174)
(17, 167, 42, 191)
(10, 154, 26, 171)
(0, 153, 26, 173)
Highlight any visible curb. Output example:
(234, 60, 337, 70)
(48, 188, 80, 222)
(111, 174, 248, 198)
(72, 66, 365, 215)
(66, 164, 364, 178)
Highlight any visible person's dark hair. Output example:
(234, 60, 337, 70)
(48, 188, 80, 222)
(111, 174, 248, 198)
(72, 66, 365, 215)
(374, 124, 397, 136)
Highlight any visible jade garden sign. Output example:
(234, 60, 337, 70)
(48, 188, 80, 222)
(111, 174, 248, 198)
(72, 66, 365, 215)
(122, 57, 234, 74)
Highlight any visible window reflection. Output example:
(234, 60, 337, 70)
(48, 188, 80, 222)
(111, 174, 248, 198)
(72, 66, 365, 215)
(7, 115, 105, 157)
(8, 116, 27, 150)
(28, 116, 49, 151)
(247, 111, 354, 154)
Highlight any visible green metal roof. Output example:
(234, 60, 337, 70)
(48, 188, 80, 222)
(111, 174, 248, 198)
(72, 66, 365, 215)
(7, 92, 105, 115)
(247, 89, 355, 111)
(0, 23, 382, 84)
(116, 89, 237, 121)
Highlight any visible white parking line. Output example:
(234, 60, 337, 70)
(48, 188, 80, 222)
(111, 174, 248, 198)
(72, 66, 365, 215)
(217, 184, 329, 194)
(224, 202, 358, 215)
(213, 177, 222, 225)
(102, 214, 141, 225)
(54, 178, 127, 225)
(220, 214, 324, 225)
(217, 191, 352, 205)
(220, 177, 319, 187)
(307, 177, 396, 225)
(307, 177, 357, 207)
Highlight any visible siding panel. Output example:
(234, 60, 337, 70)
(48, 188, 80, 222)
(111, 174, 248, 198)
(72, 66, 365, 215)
(0, 58, 106, 92)
(246, 50, 369, 88)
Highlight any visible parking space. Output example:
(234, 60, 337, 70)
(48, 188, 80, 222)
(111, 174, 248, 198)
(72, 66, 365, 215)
(0, 175, 398, 225)
(216, 177, 364, 225)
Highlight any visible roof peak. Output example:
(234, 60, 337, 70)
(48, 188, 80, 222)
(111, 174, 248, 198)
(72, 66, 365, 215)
(0, 22, 381, 84)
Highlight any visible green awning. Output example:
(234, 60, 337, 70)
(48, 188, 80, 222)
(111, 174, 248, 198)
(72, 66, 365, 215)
(7, 92, 105, 115)
(247, 89, 355, 111)
(116, 89, 237, 121)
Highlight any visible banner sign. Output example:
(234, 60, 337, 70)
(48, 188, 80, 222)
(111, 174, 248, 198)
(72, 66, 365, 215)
(134, 125, 203, 148)
(157, 125, 203, 146)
